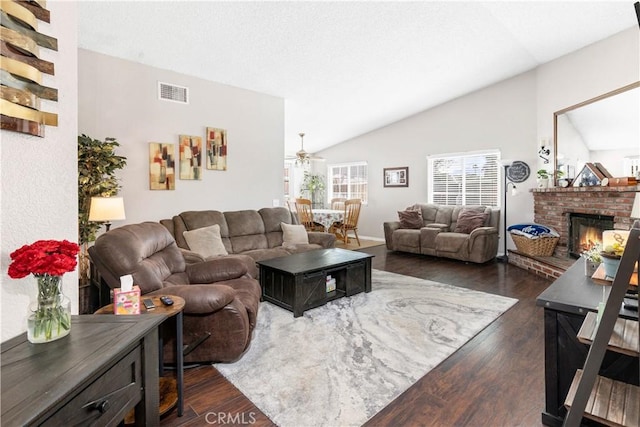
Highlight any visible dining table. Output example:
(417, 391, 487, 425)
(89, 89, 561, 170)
(312, 209, 344, 231)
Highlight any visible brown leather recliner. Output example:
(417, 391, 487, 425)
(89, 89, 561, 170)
(88, 222, 261, 363)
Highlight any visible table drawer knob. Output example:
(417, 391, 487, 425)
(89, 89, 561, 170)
(96, 400, 110, 414)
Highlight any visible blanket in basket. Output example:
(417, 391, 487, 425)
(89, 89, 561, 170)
(508, 223, 559, 239)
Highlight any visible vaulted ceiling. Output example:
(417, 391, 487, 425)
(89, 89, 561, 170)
(77, 1, 638, 155)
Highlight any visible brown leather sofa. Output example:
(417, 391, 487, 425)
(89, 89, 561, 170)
(89, 222, 261, 363)
(384, 203, 500, 263)
(160, 207, 335, 276)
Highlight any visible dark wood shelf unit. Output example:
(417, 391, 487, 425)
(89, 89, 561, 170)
(536, 258, 639, 426)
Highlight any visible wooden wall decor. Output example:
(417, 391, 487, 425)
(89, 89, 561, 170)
(0, 1, 57, 137)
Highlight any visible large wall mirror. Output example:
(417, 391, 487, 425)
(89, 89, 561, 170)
(554, 81, 640, 186)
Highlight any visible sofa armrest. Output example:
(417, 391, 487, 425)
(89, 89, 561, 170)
(186, 257, 248, 284)
(469, 226, 497, 238)
(308, 231, 336, 248)
(468, 226, 498, 249)
(148, 284, 235, 314)
(383, 221, 401, 249)
(467, 227, 499, 263)
(180, 248, 206, 264)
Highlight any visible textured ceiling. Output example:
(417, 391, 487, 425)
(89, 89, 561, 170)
(77, 1, 638, 155)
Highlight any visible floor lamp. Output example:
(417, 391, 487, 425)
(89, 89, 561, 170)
(497, 162, 517, 263)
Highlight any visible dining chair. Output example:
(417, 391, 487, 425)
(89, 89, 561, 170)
(330, 197, 347, 210)
(294, 198, 326, 232)
(329, 199, 361, 245)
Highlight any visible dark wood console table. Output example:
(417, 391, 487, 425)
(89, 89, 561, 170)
(1, 315, 165, 426)
(536, 258, 638, 426)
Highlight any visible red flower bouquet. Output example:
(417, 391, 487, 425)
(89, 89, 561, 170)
(8, 240, 79, 343)
(8, 240, 80, 279)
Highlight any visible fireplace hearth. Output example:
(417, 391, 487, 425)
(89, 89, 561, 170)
(568, 213, 614, 258)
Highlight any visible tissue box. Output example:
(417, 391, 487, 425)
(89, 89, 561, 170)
(113, 285, 141, 315)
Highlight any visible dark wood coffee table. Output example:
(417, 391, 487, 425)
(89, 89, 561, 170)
(257, 248, 373, 317)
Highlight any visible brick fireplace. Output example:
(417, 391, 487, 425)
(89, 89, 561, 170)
(509, 185, 639, 279)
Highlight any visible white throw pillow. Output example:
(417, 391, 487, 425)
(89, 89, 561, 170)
(182, 224, 228, 258)
(281, 223, 309, 246)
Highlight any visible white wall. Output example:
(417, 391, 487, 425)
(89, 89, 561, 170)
(78, 49, 285, 226)
(1, 2, 79, 341)
(537, 27, 640, 168)
(317, 27, 639, 256)
(318, 71, 538, 254)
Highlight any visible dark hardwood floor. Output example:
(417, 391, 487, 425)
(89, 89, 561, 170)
(161, 245, 554, 426)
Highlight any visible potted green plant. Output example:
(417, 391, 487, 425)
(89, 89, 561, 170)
(77, 135, 127, 300)
(300, 172, 325, 208)
(536, 169, 551, 188)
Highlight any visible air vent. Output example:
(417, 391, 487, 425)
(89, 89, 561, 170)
(158, 82, 189, 104)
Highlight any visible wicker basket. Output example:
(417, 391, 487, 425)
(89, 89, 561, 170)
(510, 233, 559, 257)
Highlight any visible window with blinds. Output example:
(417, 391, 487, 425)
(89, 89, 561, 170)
(328, 162, 368, 204)
(428, 151, 500, 207)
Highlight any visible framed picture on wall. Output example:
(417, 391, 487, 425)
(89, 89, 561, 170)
(149, 143, 175, 190)
(179, 135, 203, 180)
(384, 167, 409, 187)
(206, 127, 227, 171)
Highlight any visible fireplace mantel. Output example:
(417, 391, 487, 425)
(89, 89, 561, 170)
(531, 184, 640, 194)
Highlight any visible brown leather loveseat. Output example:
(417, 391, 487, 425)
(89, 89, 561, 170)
(89, 222, 261, 363)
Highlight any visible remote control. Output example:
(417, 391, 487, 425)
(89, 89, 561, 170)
(160, 296, 174, 306)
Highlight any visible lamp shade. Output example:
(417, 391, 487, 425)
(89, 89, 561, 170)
(88, 197, 126, 222)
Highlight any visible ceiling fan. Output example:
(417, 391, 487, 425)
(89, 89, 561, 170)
(285, 132, 325, 166)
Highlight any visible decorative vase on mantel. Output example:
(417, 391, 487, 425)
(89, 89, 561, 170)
(28, 274, 71, 343)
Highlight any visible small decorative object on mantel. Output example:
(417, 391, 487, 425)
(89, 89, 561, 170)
(0, 0, 59, 137)
(536, 169, 552, 188)
(572, 162, 608, 187)
(607, 176, 638, 186)
(8, 239, 80, 343)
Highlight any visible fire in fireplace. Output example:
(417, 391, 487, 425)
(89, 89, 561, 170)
(568, 213, 615, 258)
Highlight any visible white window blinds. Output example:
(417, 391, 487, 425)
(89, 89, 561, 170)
(428, 151, 499, 207)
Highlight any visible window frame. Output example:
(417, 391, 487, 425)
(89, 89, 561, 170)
(327, 161, 369, 205)
(427, 150, 500, 208)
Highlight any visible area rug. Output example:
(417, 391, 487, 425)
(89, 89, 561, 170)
(214, 269, 517, 427)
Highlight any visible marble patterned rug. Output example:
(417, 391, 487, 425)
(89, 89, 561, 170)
(215, 269, 517, 427)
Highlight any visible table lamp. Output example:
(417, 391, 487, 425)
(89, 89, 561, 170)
(89, 197, 126, 231)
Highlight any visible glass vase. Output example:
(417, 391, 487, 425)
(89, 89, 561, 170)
(27, 274, 71, 344)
